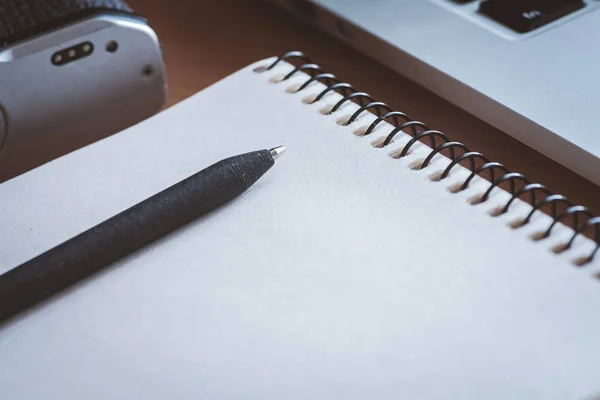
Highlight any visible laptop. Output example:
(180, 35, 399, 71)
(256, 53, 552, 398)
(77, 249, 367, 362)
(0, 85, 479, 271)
(267, 0, 600, 185)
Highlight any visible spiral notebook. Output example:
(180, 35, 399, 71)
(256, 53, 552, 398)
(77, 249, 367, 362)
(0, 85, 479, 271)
(1, 52, 600, 399)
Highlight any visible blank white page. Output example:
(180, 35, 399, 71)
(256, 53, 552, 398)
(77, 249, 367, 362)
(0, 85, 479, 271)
(1, 58, 599, 400)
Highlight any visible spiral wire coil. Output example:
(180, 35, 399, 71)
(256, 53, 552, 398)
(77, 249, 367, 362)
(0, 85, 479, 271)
(258, 51, 600, 265)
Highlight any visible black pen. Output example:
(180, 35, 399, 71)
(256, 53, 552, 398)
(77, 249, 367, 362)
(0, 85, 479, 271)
(0, 146, 286, 323)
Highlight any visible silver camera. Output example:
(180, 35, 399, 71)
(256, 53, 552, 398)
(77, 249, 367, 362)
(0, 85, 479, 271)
(0, 1, 167, 181)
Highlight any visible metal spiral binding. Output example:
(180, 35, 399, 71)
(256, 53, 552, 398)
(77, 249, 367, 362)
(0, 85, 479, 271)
(262, 51, 600, 264)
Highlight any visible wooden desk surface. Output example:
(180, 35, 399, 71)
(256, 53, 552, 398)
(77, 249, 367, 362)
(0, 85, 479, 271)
(129, 0, 600, 214)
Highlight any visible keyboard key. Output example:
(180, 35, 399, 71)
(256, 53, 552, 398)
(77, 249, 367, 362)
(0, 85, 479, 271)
(479, 0, 585, 33)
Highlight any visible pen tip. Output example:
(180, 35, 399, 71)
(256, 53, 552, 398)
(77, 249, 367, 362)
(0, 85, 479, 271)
(269, 146, 286, 160)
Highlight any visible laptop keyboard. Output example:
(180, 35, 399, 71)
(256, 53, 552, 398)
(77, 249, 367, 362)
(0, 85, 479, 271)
(443, 0, 592, 36)
(478, 0, 585, 33)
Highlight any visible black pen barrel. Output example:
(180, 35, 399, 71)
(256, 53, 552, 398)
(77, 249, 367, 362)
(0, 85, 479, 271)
(0, 149, 275, 323)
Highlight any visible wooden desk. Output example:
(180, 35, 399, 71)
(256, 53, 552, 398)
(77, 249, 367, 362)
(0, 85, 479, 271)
(129, 0, 600, 214)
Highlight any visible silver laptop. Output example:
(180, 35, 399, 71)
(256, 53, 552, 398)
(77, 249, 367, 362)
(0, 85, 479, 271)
(268, 0, 600, 185)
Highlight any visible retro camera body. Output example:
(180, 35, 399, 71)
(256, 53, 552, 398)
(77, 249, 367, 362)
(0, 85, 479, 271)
(0, 1, 167, 181)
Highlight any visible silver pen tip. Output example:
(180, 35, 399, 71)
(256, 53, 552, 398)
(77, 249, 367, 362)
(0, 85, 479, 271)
(269, 146, 286, 160)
